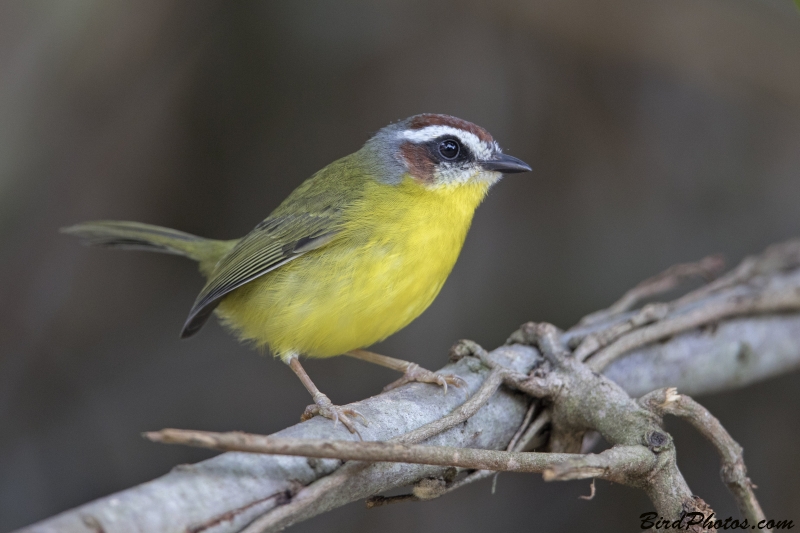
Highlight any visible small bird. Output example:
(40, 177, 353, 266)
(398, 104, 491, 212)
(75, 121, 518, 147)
(64, 114, 531, 434)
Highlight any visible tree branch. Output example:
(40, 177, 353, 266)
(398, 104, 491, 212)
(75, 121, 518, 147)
(16, 240, 800, 533)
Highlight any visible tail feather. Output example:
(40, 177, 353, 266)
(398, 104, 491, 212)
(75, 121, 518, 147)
(62, 221, 234, 275)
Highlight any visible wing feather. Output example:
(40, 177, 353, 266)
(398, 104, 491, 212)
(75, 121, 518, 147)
(180, 151, 368, 338)
(180, 213, 339, 338)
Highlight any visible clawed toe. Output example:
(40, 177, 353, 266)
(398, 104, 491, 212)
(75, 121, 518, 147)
(337, 407, 368, 428)
(383, 363, 466, 394)
(301, 394, 368, 437)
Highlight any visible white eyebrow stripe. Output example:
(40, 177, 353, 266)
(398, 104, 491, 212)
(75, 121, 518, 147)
(400, 125, 493, 159)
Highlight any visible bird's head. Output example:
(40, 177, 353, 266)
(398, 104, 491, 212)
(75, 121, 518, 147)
(363, 113, 531, 187)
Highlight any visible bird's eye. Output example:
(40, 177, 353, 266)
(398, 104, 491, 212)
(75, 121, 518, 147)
(438, 139, 460, 160)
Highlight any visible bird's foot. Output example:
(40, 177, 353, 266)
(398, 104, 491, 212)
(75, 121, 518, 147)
(301, 393, 368, 437)
(383, 363, 467, 394)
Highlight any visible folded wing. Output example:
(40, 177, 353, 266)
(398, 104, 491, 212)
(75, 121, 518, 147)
(181, 211, 339, 338)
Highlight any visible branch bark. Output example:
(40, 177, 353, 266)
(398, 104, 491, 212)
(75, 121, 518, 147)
(16, 240, 800, 533)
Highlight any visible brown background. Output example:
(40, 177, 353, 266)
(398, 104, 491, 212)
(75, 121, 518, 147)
(1, 1, 799, 531)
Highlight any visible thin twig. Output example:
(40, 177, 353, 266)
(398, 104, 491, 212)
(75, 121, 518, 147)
(574, 303, 669, 361)
(587, 289, 800, 371)
(640, 388, 768, 528)
(393, 366, 508, 444)
(671, 239, 800, 309)
(506, 400, 538, 452)
(146, 430, 579, 473)
(514, 409, 552, 452)
(579, 254, 725, 326)
(147, 428, 667, 498)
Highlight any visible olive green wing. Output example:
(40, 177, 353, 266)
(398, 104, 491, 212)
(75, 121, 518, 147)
(180, 152, 371, 337)
(180, 211, 339, 338)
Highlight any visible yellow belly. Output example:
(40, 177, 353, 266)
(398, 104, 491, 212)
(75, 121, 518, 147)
(215, 177, 490, 359)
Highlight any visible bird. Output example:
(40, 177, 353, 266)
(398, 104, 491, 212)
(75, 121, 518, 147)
(63, 113, 532, 435)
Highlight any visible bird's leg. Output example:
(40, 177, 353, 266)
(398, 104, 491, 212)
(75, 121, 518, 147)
(345, 349, 466, 394)
(285, 356, 367, 436)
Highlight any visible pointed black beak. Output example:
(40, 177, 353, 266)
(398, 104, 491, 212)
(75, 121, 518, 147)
(480, 153, 532, 174)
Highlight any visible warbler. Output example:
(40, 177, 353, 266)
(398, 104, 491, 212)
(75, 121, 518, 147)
(64, 114, 531, 433)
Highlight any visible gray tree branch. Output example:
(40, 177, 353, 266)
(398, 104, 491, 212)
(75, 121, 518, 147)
(16, 240, 800, 533)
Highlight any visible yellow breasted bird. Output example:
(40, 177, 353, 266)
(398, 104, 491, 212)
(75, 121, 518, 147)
(63, 114, 531, 434)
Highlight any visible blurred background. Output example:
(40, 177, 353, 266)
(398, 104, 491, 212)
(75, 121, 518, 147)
(2, 0, 800, 531)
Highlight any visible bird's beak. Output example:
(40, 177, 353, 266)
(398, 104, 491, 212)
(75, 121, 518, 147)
(480, 153, 532, 174)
